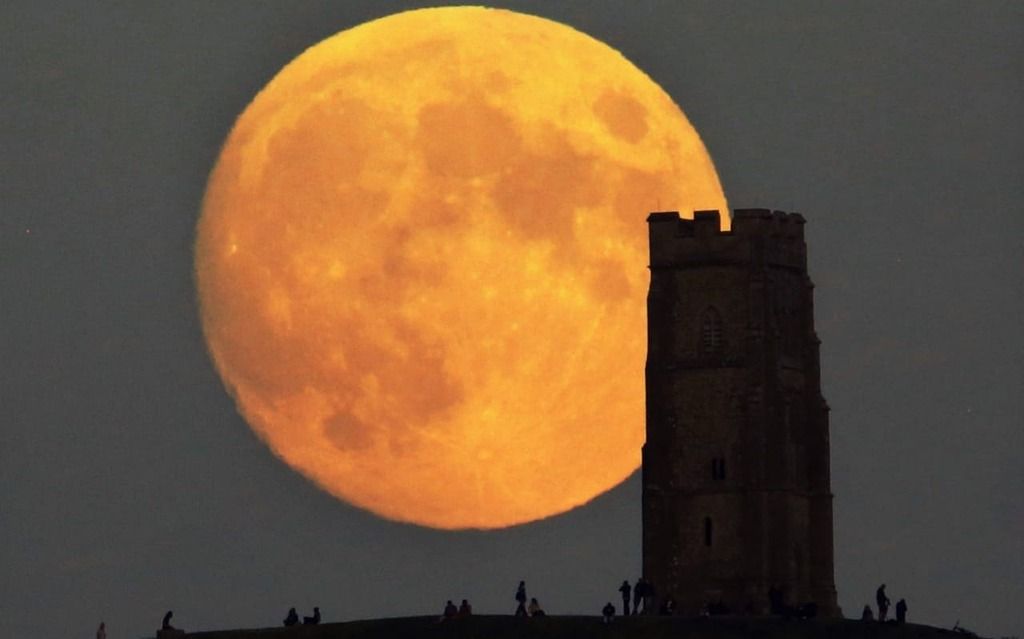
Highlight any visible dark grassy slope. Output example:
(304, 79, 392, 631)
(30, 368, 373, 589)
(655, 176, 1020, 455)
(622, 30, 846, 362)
(181, 615, 986, 639)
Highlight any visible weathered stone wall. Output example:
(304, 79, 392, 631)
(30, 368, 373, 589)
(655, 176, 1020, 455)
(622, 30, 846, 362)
(643, 209, 838, 617)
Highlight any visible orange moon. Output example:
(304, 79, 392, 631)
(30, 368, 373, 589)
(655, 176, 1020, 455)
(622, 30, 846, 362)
(195, 7, 726, 529)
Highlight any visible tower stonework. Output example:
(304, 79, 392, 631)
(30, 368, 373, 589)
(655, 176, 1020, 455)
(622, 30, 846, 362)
(642, 209, 839, 616)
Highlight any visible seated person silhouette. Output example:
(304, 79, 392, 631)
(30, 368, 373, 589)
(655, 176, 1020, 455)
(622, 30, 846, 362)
(303, 607, 320, 625)
(528, 598, 545, 617)
(443, 600, 458, 620)
(602, 602, 615, 623)
(283, 608, 299, 626)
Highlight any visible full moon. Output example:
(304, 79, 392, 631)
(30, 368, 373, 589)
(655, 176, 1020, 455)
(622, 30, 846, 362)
(196, 7, 726, 529)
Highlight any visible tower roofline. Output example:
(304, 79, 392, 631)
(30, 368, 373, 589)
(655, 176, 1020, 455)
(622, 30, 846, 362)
(648, 208, 808, 271)
(648, 209, 806, 236)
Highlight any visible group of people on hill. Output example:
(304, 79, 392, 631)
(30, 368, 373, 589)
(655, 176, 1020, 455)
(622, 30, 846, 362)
(440, 599, 474, 621)
(603, 577, 656, 622)
(513, 581, 546, 617)
(128, 577, 915, 634)
(860, 584, 908, 624)
(606, 581, 824, 621)
(117, 605, 324, 634)
(440, 580, 547, 622)
(282, 606, 321, 626)
(120, 605, 323, 635)
(513, 577, 912, 626)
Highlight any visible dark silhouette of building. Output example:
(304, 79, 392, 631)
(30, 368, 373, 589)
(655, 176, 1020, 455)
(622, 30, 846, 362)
(643, 209, 840, 617)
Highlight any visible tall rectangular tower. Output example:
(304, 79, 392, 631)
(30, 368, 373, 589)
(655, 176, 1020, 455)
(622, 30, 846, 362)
(642, 209, 839, 616)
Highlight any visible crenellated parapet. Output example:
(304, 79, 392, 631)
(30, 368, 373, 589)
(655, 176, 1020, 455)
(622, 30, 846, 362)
(648, 209, 807, 272)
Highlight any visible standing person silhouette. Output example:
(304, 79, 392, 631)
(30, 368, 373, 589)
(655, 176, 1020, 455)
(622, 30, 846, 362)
(895, 598, 908, 624)
(96, 622, 106, 639)
(619, 580, 632, 615)
(876, 585, 890, 622)
(515, 581, 527, 616)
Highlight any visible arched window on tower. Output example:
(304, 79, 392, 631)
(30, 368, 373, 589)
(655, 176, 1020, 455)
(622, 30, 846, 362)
(700, 307, 723, 354)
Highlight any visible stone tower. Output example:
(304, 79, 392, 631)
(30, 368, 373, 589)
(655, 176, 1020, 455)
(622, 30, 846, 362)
(642, 209, 839, 616)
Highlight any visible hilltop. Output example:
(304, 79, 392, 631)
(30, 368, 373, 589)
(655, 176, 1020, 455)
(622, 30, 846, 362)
(173, 615, 988, 639)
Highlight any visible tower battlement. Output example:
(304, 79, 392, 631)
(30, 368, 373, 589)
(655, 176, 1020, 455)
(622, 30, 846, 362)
(648, 209, 807, 272)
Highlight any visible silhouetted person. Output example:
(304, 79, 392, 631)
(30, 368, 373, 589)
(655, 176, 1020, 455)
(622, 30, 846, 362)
(528, 597, 545, 617)
(458, 599, 472, 617)
(896, 599, 908, 624)
(96, 622, 106, 639)
(515, 581, 527, 616)
(162, 611, 175, 631)
(283, 608, 299, 627)
(658, 597, 675, 616)
(602, 602, 615, 623)
(443, 600, 458, 620)
(876, 584, 890, 622)
(303, 607, 320, 625)
(861, 605, 874, 621)
(619, 580, 632, 615)
(633, 578, 645, 614)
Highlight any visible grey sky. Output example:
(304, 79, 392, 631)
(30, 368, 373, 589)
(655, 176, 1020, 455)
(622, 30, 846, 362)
(2, 2, 1021, 638)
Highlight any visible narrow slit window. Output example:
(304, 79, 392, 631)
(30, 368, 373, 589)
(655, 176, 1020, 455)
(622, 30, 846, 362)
(704, 517, 713, 546)
(711, 458, 727, 480)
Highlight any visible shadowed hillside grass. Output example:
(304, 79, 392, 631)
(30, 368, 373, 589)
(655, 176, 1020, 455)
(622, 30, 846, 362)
(180, 615, 987, 639)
